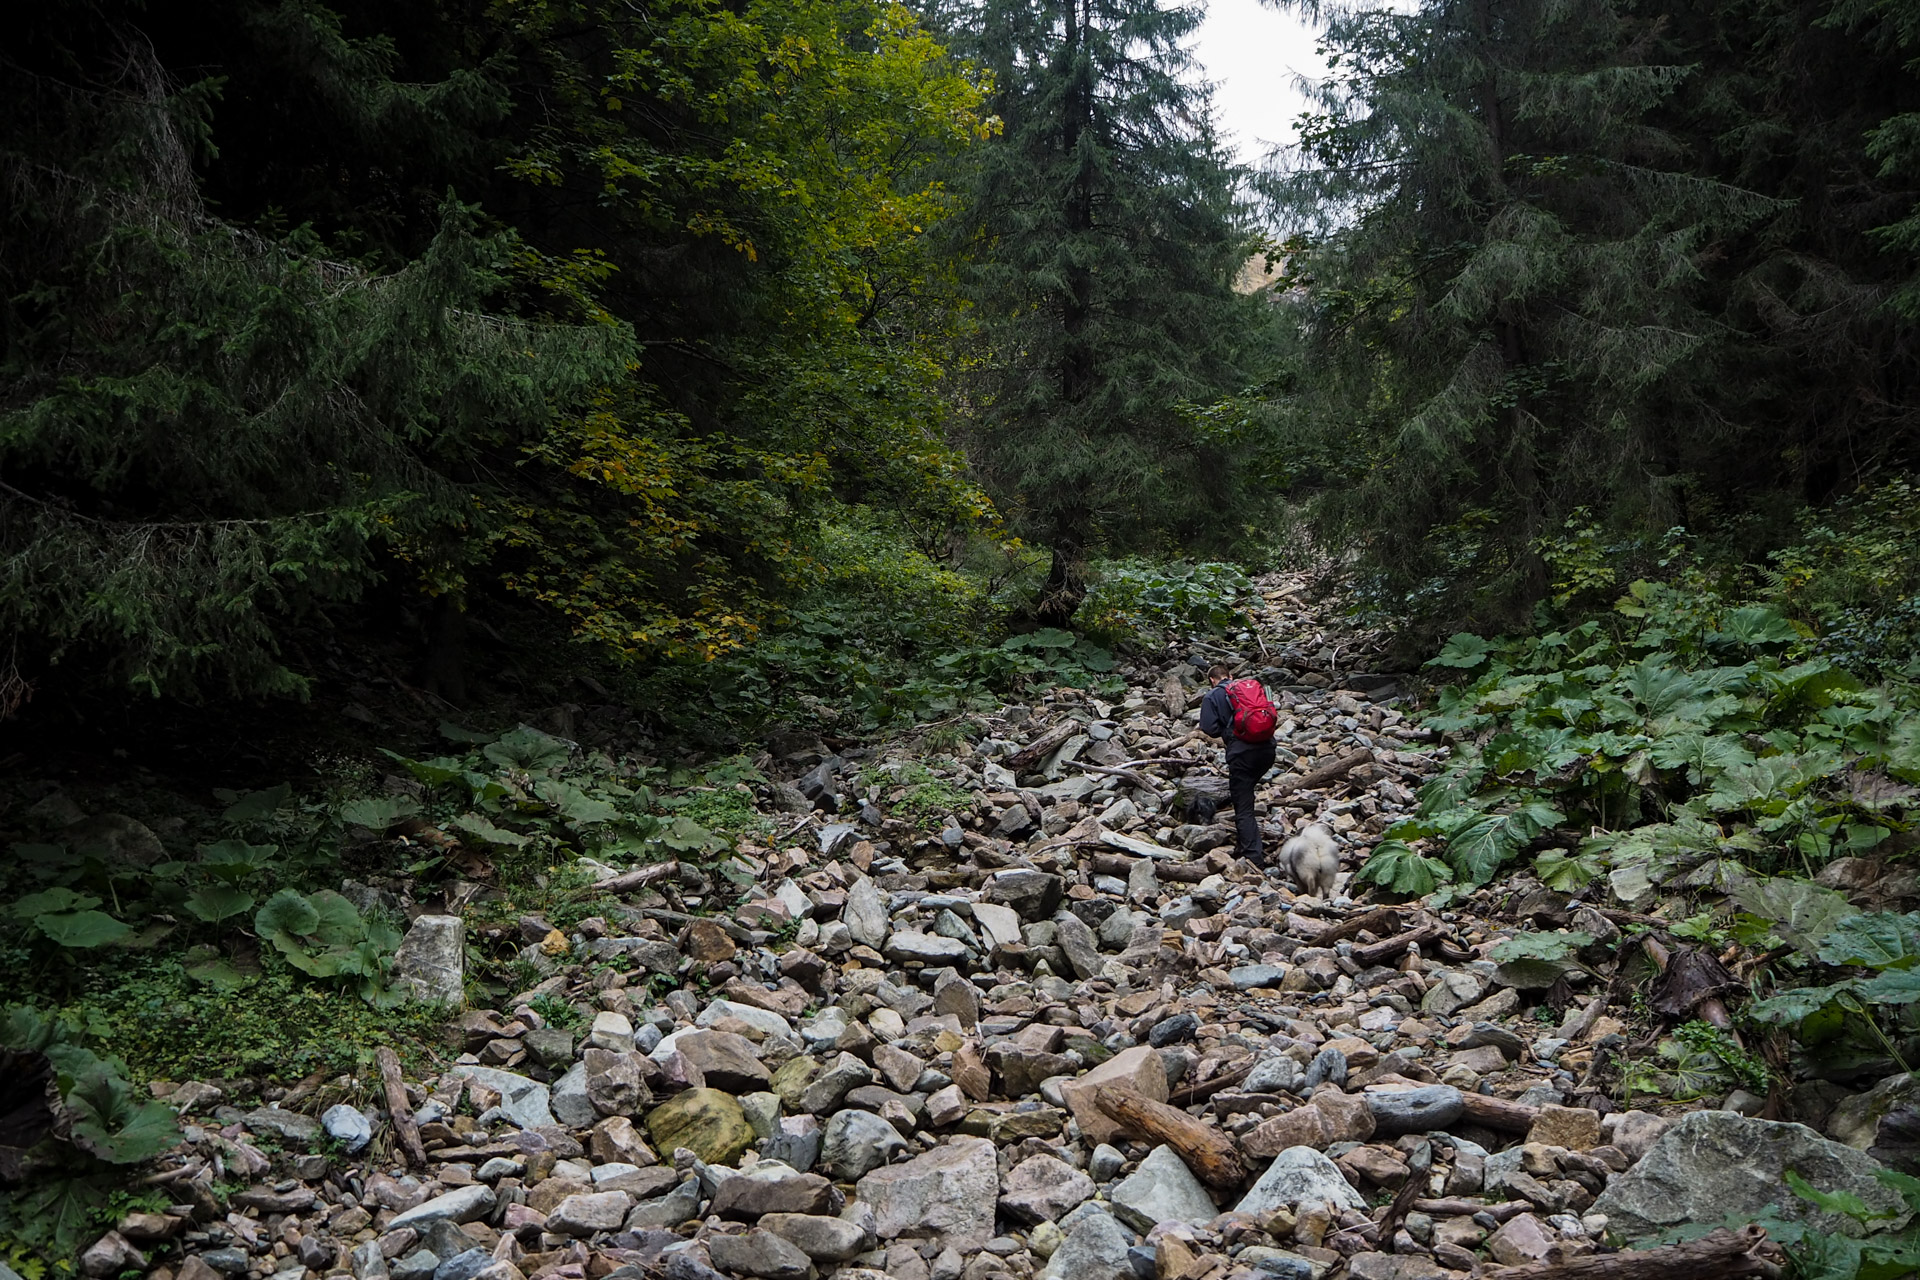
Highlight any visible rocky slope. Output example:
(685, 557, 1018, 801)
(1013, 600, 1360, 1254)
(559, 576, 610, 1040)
(83, 573, 1902, 1280)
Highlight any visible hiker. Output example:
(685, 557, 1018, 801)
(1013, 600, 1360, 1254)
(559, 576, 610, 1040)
(1198, 662, 1279, 862)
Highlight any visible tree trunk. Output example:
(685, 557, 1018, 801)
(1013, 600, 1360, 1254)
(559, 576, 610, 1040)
(1033, 540, 1086, 628)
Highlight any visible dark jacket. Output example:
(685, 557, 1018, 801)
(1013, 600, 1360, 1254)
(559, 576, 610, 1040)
(1200, 683, 1265, 759)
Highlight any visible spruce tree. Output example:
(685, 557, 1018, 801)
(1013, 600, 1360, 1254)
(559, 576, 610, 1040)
(943, 0, 1257, 626)
(1262, 0, 1783, 633)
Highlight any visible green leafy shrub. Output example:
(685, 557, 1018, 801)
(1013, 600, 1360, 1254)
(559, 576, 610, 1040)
(1078, 559, 1252, 641)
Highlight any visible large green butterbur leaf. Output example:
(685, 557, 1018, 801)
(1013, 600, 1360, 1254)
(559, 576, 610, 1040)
(1818, 913, 1920, 970)
(64, 1067, 178, 1164)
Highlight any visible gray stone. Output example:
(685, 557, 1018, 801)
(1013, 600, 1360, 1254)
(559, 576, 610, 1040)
(351, 1241, 389, 1280)
(844, 877, 889, 949)
(1244, 1053, 1305, 1095)
(820, 1109, 906, 1180)
(1037, 1210, 1132, 1280)
(697, 998, 794, 1041)
(857, 1135, 999, 1252)
(1367, 1086, 1464, 1136)
(799, 1053, 874, 1114)
(1000, 1154, 1096, 1224)
(387, 1185, 497, 1231)
(392, 914, 465, 1006)
(1229, 964, 1289, 990)
(1829, 1072, 1920, 1159)
(1234, 1147, 1366, 1215)
(523, 1026, 574, 1068)
(708, 1230, 811, 1280)
(1054, 912, 1102, 980)
(390, 1251, 438, 1280)
(985, 868, 1064, 921)
(449, 1066, 553, 1129)
(623, 1179, 702, 1230)
(547, 1190, 632, 1235)
(1419, 969, 1485, 1017)
(552, 1061, 594, 1128)
(1302, 1046, 1346, 1089)
(760, 1212, 868, 1263)
(582, 937, 680, 972)
(883, 932, 970, 965)
(1593, 1110, 1907, 1243)
(973, 902, 1024, 950)
(243, 1106, 321, 1143)
(1109, 1145, 1216, 1232)
(819, 824, 860, 857)
(587, 1011, 635, 1053)
(431, 1250, 491, 1280)
(1089, 1143, 1126, 1181)
(763, 1113, 823, 1172)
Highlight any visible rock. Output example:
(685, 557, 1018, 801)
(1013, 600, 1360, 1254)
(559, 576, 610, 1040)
(820, 1108, 907, 1180)
(433, 1249, 492, 1280)
(551, 1062, 594, 1128)
(1061, 1045, 1168, 1145)
(1234, 1147, 1366, 1215)
(1109, 1145, 1216, 1232)
(322, 1103, 373, 1154)
(1229, 964, 1288, 990)
(587, 1010, 635, 1053)
(763, 1113, 824, 1171)
(243, 1106, 321, 1143)
(697, 998, 794, 1040)
(760, 1212, 868, 1263)
(449, 1067, 553, 1129)
(584, 1047, 646, 1116)
(523, 1026, 574, 1068)
(675, 1030, 771, 1093)
(1592, 1110, 1907, 1243)
(625, 1179, 702, 1230)
(589, 1115, 655, 1165)
(708, 1230, 813, 1280)
(972, 902, 1024, 950)
(392, 914, 465, 1006)
(1000, 1154, 1096, 1224)
(1089, 1143, 1126, 1181)
(844, 877, 889, 949)
(387, 1185, 497, 1231)
(63, 814, 163, 865)
(686, 918, 738, 964)
(1419, 969, 1485, 1017)
(985, 868, 1064, 920)
(1366, 1086, 1464, 1136)
(1147, 1012, 1197, 1046)
(1527, 1104, 1601, 1151)
(710, 1169, 836, 1219)
(1037, 1210, 1132, 1280)
(1302, 1046, 1346, 1090)
(1486, 1213, 1553, 1266)
(646, 1088, 754, 1165)
(1829, 1071, 1920, 1164)
(857, 1135, 999, 1252)
(874, 1043, 926, 1093)
(1054, 912, 1102, 979)
(79, 1231, 143, 1277)
(884, 932, 971, 965)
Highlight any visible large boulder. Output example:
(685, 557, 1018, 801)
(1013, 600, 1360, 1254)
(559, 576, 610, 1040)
(1109, 1145, 1217, 1232)
(1593, 1110, 1908, 1243)
(856, 1135, 999, 1252)
(1036, 1210, 1132, 1280)
(1234, 1147, 1366, 1216)
(391, 915, 465, 1006)
(1829, 1073, 1920, 1172)
(645, 1089, 754, 1166)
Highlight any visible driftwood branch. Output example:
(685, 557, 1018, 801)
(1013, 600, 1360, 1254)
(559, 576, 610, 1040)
(376, 1046, 427, 1170)
(1169, 1061, 1252, 1107)
(1090, 1084, 1248, 1190)
(1090, 854, 1211, 883)
(589, 861, 682, 895)
(1271, 748, 1374, 798)
(1483, 1225, 1784, 1279)
(1071, 762, 1165, 800)
(1352, 924, 1444, 966)
(1007, 722, 1079, 771)
(1459, 1092, 1540, 1132)
(1310, 907, 1404, 947)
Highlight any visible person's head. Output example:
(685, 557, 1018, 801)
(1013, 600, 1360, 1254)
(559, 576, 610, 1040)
(1207, 662, 1231, 685)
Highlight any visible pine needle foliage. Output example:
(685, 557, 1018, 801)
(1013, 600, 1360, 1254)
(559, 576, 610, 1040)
(938, 0, 1261, 625)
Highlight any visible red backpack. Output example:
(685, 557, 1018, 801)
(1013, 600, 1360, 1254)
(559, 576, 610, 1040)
(1225, 678, 1279, 744)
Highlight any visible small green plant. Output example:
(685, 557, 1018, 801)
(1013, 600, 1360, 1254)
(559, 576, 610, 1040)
(1740, 1166, 1920, 1279)
(253, 889, 404, 1006)
(528, 992, 587, 1031)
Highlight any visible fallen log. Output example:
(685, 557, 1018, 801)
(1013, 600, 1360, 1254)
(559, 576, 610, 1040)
(1352, 924, 1444, 966)
(1090, 853, 1211, 883)
(377, 1046, 427, 1170)
(1169, 1061, 1252, 1107)
(590, 861, 682, 895)
(1071, 762, 1165, 801)
(1412, 1198, 1532, 1220)
(1270, 748, 1374, 798)
(1310, 906, 1404, 947)
(1458, 1092, 1540, 1133)
(1483, 1225, 1784, 1279)
(1090, 1084, 1248, 1190)
(1007, 721, 1080, 771)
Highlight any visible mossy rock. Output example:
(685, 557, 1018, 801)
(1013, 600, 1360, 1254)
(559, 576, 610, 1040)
(646, 1087, 753, 1165)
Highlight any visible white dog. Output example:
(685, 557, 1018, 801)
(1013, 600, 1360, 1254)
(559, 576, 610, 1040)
(1277, 823, 1340, 898)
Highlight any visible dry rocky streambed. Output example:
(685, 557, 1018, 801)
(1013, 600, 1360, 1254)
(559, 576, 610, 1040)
(75, 574, 1916, 1280)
